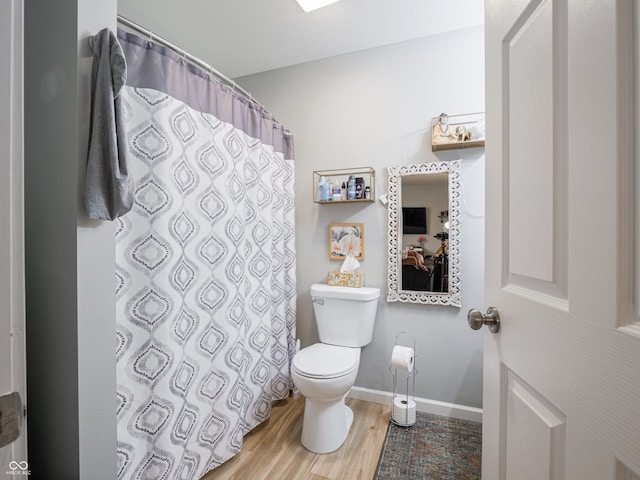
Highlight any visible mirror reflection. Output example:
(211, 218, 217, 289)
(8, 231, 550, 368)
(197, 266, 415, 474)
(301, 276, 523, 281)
(387, 161, 461, 307)
(400, 172, 449, 292)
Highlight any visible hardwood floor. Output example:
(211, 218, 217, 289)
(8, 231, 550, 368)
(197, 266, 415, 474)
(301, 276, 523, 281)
(202, 396, 391, 480)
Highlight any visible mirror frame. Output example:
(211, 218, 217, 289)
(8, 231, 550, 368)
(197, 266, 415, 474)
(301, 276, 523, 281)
(387, 160, 462, 307)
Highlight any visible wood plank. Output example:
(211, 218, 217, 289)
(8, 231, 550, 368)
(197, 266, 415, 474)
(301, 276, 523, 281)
(202, 396, 390, 480)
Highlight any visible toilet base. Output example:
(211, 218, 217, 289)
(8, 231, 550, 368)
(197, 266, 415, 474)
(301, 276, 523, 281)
(300, 394, 354, 454)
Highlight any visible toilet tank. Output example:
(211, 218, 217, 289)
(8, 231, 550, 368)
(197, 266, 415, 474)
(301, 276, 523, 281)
(310, 283, 381, 347)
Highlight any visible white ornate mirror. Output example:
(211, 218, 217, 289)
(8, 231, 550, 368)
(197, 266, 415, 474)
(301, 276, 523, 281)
(387, 160, 461, 306)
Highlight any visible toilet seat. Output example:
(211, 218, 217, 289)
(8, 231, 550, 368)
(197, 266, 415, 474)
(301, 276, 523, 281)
(292, 343, 359, 379)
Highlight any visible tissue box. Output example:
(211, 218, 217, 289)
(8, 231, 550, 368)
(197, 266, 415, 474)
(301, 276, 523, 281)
(327, 272, 365, 288)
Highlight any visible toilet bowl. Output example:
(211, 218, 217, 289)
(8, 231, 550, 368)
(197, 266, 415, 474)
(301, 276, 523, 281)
(291, 284, 380, 454)
(291, 343, 360, 453)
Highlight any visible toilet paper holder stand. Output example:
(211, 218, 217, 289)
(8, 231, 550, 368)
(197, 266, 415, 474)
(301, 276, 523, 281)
(389, 331, 417, 427)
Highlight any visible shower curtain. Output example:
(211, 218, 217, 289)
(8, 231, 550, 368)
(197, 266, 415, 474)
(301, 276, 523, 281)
(113, 30, 296, 479)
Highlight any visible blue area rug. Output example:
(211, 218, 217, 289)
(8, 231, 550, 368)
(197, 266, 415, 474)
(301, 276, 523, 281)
(374, 412, 482, 480)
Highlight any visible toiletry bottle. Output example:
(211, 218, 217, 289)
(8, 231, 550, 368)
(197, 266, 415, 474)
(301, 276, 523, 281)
(332, 184, 341, 201)
(341, 182, 347, 201)
(347, 175, 356, 200)
(325, 177, 332, 201)
(355, 177, 364, 199)
(317, 176, 326, 202)
(364, 186, 371, 199)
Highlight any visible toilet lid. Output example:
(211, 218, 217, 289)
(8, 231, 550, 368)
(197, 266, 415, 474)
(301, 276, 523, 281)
(292, 344, 359, 379)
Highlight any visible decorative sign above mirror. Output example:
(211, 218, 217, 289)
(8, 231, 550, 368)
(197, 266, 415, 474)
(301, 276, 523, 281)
(387, 160, 461, 307)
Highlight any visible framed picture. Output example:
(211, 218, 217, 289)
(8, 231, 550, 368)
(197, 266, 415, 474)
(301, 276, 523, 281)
(329, 223, 365, 260)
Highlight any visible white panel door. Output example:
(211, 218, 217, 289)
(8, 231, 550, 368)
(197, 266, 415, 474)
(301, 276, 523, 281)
(484, 0, 640, 478)
(0, 0, 27, 478)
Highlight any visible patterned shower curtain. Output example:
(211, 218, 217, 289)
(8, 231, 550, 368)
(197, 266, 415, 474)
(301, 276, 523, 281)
(114, 30, 296, 479)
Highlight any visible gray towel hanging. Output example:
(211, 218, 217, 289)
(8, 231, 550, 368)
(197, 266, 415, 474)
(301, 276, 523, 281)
(84, 27, 133, 220)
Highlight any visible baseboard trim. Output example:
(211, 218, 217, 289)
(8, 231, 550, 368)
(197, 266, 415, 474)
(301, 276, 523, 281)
(348, 386, 483, 423)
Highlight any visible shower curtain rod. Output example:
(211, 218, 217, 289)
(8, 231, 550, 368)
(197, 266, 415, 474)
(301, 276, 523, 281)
(115, 14, 263, 111)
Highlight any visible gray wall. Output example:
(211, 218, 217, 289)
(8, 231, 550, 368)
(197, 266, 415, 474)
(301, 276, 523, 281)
(238, 26, 486, 408)
(24, 0, 117, 477)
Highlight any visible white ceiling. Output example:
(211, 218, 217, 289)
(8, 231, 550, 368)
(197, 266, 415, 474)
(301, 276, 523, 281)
(117, 0, 484, 79)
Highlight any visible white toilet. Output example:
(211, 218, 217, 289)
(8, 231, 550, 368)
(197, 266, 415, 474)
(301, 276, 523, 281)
(291, 283, 380, 454)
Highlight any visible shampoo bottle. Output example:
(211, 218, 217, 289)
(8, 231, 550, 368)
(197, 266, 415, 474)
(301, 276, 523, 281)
(347, 175, 356, 200)
(317, 176, 327, 201)
(324, 177, 332, 201)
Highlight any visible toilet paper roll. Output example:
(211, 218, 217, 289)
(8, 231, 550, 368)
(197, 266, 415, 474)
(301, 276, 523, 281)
(392, 396, 416, 426)
(391, 345, 415, 372)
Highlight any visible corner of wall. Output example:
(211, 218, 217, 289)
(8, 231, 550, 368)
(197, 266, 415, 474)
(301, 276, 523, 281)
(24, 0, 118, 477)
